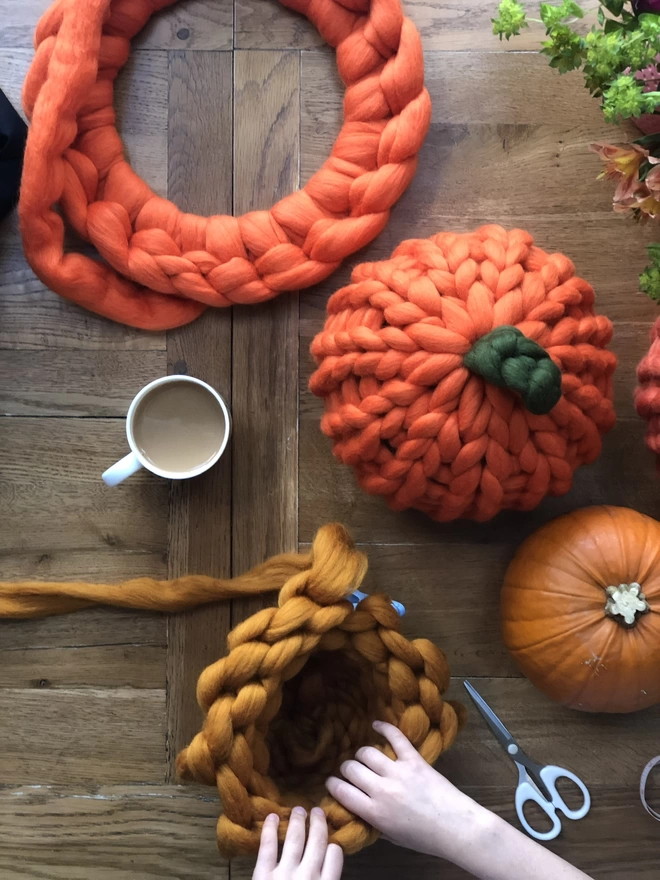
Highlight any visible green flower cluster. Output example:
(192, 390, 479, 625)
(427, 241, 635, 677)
(492, 0, 529, 37)
(492, 0, 660, 121)
(641, 243, 660, 301)
(602, 74, 660, 120)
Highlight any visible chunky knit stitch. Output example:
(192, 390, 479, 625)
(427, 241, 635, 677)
(635, 314, 660, 457)
(19, 0, 430, 330)
(310, 226, 617, 522)
(0, 524, 462, 857)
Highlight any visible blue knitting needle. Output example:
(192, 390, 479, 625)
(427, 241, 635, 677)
(347, 589, 405, 616)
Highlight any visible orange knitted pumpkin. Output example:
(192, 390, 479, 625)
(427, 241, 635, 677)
(310, 226, 616, 522)
(19, 0, 430, 330)
(635, 315, 660, 459)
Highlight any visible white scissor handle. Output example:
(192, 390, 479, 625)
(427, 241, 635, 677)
(515, 779, 562, 841)
(540, 765, 591, 822)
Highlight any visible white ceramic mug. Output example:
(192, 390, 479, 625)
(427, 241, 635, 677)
(102, 376, 231, 486)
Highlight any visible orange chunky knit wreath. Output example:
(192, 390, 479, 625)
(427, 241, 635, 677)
(310, 226, 617, 522)
(0, 524, 462, 857)
(19, 0, 430, 330)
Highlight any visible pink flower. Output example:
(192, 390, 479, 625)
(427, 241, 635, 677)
(636, 59, 660, 93)
(590, 142, 650, 201)
(645, 164, 660, 196)
(613, 172, 660, 221)
(632, 192, 660, 220)
(624, 53, 660, 95)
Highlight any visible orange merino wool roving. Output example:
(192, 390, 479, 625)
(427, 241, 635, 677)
(310, 226, 617, 522)
(19, 0, 431, 330)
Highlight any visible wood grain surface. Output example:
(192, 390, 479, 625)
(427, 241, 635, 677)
(231, 49, 300, 627)
(165, 49, 234, 775)
(1, 0, 659, 878)
(0, 785, 226, 879)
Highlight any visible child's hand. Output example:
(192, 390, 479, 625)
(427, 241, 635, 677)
(326, 720, 489, 863)
(253, 807, 344, 880)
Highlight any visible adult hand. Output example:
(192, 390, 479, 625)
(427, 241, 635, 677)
(252, 807, 344, 880)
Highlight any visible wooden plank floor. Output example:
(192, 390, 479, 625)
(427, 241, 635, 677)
(1, 0, 660, 877)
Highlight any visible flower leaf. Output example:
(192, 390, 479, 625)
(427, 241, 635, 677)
(600, 0, 625, 15)
(634, 133, 660, 148)
(639, 158, 655, 181)
(603, 17, 623, 32)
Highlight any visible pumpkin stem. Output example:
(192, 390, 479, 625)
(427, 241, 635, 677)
(604, 582, 650, 627)
(463, 326, 562, 415)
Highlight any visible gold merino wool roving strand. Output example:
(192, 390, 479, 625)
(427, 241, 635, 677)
(0, 523, 463, 857)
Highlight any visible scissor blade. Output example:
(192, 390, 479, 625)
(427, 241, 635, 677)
(464, 681, 516, 749)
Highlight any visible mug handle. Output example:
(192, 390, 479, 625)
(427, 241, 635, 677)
(102, 452, 142, 486)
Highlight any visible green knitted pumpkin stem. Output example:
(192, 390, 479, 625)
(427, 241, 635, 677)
(463, 326, 562, 416)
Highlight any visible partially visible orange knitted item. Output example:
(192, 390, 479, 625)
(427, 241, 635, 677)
(19, 0, 430, 330)
(310, 226, 617, 522)
(0, 524, 462, 857)
(635, 315, 660, 458)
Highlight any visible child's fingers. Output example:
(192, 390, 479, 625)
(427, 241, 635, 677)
(279, 807, 307, 869)
(373, 720, 418, 760)
(326, 776, 373, 820)
(254, 814, 279, 876)
(321, 843, 344, 880)
(340, 759, 380, 796)
(354, 745, 393, 776)
(300, 807, 328, 873)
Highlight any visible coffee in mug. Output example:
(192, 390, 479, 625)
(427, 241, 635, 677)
(102, 376, 231, 486)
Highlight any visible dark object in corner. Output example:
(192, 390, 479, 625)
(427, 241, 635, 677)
(0, 89, 27, 222)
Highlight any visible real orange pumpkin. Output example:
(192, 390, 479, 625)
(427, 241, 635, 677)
(502, 506, 660, 714)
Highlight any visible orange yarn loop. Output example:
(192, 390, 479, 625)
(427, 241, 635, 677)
(0, 523, 462, 857)
(19, 0, 430, 330)
(635, 314, 660, 459)
(310, 226, 617, 522)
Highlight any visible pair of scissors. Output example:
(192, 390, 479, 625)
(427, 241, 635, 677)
(464, 681, 591, 841)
